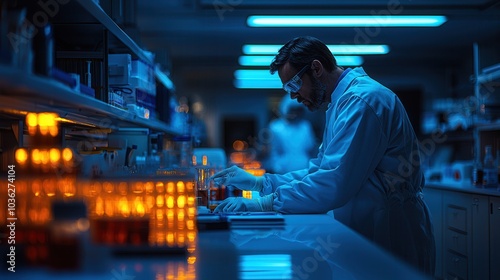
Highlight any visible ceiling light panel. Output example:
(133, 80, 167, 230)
(234, 79, 282, 89)
(247, 15, 447, 27)
(239, 55, 364, 66)
(243, 44, 389, 55)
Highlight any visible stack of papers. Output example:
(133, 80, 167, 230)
(197, 212, 285, 229)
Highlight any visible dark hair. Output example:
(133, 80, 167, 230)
(270, 36, 337, 74)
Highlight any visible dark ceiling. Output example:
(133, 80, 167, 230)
(133, 0, 500, 95)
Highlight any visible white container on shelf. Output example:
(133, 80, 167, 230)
(108, 54, 131, 85)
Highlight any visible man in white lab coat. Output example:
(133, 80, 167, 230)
(212, 36, 435, 276)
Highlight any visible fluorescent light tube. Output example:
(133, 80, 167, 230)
(234, 70, 281, 89)
(234, 52, 365, 88)
(239, 55, 364, 66)
(234, 70, 276, 80)
(243, 44, 389, 55)
(239, 56, 274, 66)
(329, 45, 389, 55)
(234, 79, 282, 89)
(247, 15, 447, 27)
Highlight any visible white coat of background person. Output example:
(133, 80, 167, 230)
(211, 36, 435, 276)
(267, 95, 316, 174)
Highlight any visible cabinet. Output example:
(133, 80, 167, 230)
(491, 197, 500, 280)
(424, 186, 498, 280)
(423, 187, 444, 278)
(443, 192, 489, 280)
(0, 1, 181, 172)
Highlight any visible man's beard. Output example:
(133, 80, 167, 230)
(309, 76, 327, 111)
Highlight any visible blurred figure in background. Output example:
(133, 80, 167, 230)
(267, 95, 316, 173)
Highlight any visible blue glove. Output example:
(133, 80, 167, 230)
(214, 194, 274, 213)
(210, 165, 263, 192)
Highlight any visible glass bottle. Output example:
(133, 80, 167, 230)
(33, 23, 54, 76)
(483, 145, 498, 188)
(472, 149, 483, 187)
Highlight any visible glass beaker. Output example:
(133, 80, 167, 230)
(196, 167, 211, 209)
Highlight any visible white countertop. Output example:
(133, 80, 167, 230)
(198, 214, 429, 280)
(1, 214, 429, 280)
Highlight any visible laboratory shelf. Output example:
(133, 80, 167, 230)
(0, 64, 180, 134)
(75, 0, 153, 66)
(74, 0, 174, 91)
(0, 1, 177, 134)
(477, 66, 500, 85)
(155, 65, 175, 91)
(474, 120, 500, 131)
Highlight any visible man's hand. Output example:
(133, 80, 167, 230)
(210, 165, 263, 192)
(214, 194, 274, 213)
(214, 197, 262, 212)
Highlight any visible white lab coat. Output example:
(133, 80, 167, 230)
(260, 67, 435, 275)
(268, 99, 315, 173)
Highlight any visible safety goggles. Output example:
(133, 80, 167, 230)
(283, 64, 310, 94)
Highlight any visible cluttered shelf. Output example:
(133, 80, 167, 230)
(0, 64, 180, 134)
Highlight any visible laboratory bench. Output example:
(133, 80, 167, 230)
(1, 214, 429, 280)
